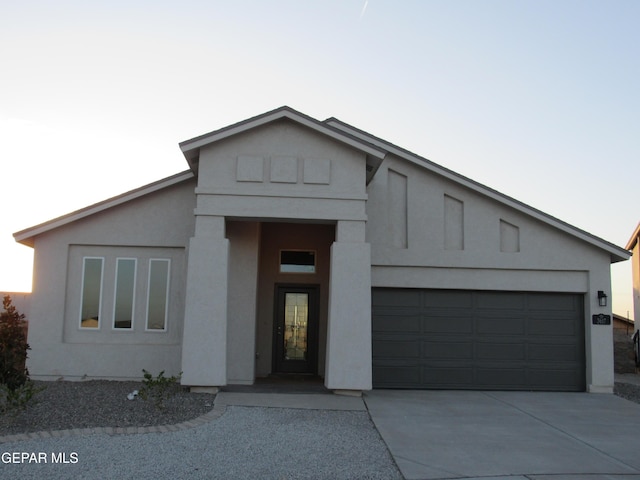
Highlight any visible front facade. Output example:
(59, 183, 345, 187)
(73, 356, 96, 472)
(14, 107, 630, 393)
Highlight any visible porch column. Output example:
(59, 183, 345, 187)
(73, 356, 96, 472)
(181, 215, 229, 389)
(325, 220, 372, 392)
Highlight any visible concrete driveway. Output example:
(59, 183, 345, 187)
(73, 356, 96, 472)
(365, 390, 640, 480)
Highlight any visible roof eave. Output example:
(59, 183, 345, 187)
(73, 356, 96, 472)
(13, 171, 195, 247)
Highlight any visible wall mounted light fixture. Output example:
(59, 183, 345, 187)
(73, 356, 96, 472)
(597, 290, 608, 307)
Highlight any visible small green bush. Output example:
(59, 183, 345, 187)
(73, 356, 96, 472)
(139, 369, 182, 410)
(0, 380, 42, 415)
(0, 295, 30, 390)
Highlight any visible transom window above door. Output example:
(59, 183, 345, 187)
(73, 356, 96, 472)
(279, 250, 316, 273)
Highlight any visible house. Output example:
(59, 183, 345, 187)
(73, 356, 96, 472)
(13, 107, 630, 394)
(612, 313, 635, 374)
(613, 313, 634, 336)
(627, 223, 640, 331)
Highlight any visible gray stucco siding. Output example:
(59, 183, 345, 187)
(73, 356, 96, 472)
(25, 179, 196, 380)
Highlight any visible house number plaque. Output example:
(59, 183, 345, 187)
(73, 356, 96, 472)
(592, 314, 611, 325)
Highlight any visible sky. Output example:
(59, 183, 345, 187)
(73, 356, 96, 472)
(1, 0, 638, 318)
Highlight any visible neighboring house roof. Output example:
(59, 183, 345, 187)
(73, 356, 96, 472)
(14, 171, 194, 247)
(13, 106, 631, 263)
(626, 222, 640, 250)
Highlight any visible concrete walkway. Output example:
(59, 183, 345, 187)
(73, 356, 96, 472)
(214, 391, 366, 411)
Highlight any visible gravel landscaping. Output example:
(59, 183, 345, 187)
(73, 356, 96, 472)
(0, 380, 403, 480)
(0, 380, 216, 436)
(613, 381, 640, 404)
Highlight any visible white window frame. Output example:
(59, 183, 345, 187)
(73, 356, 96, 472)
(145, 258, 170, 332)
(112, 257, 137, 330)
(79, 256, 104, 330)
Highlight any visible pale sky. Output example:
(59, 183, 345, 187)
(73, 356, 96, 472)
(1, 1, 638, 318)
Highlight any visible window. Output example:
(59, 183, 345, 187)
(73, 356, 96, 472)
(280, 250, 316, 273)
(113, 258, 136, 329)
(146, 259, 170, 331)
(80, 257, 103, 328)
(75, 252, 174, 334)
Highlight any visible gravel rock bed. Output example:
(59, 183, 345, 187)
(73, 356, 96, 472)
(0, 380, 215, 436)
(2, 406, 403, 480)
(614, 381, 640, 403)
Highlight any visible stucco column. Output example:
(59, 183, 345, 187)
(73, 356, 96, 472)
(181, 216, 229, 389)
(585, 265, 614, 393)
(325, 221, 372, 392)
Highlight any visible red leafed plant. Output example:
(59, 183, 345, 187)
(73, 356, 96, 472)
(0, 295, 30, 391)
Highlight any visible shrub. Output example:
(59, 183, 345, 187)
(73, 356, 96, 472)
(0, 295, 30, 390)
(139, 369, 182, 410)
(0, 380, 42, 415)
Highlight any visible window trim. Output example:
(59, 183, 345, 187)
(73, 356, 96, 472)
(112, 257, 137, 331)
(145, 258, 171, 332)
(79, 256, 104, 330)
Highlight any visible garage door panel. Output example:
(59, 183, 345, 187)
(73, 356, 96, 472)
(477, 343, 525, 360)
(372, 289, 421, 307)
(528, 369, 583, 390)
(423, 290, 473, 308)
(476, 316, 526, 335)
(372, 314, 421, 332)
(423, 341, 473, 359)
(372, 289, 585, 391)
(527, 293, 579, 312)
(373, 339, 420, 358)
(529, 317, 578, 336)
(529, 344, 581, 362)
(422, 366, 474, 387)
(423, 316, 473, 333)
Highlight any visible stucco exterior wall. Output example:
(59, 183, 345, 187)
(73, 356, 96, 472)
(366, 156, 616, 391)
(26, 179, 196, 380)
(226, 221, 260, 384)
(194, 119, 368, 222)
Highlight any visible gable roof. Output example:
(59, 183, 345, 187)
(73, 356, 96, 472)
(14, 171, 194, 247)
(179, 106, 387, 183)
(13, 106, 631, 263)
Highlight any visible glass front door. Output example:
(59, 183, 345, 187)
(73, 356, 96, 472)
(273, 285, 319, 374)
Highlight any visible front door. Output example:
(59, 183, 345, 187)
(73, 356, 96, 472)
(273, 285, 319, 374)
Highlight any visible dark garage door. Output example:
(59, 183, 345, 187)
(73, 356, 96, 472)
(372, 289, 585, 391)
